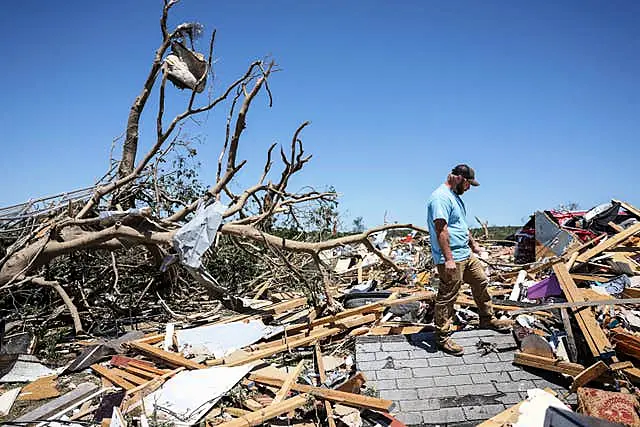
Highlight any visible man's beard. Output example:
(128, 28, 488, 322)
(453, 182, 465, 195)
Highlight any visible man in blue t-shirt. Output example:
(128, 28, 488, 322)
(427, 164, 512, 356)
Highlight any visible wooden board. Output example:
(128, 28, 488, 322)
(513, 352, 584, 377)
(577, 222, 640, 263)
(249, 374, 392, 411)
(127, 360, 169, 375)
(91, 364, 135, 390)
(127, 342, 203, 370)
(570, 361, 609, 392)
(121, 365, 157, 380)
(215, 394, 309, 427)
(110, 368, 148, 386)
(315, 344, 337, 427)
(212, 310, 381, 367)
(552, 263, 614, 359)
(272, 361, 304, 404)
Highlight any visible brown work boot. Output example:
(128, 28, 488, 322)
(479, 316, 514, 333)
(437, 337, 464, 356)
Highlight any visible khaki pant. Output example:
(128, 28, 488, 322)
(435, 256, 494, 342)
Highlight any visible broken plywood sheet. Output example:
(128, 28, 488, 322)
(143, 364, 254, 425)
(17, 375, 59, 401)
(176, 319, 283, 359)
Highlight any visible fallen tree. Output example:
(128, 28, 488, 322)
(0, 1, 427, 336)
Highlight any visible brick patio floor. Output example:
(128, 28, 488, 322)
(355, 329, 577, 426)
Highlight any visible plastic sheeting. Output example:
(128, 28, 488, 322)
(173, 201, 227, 269)
(0, 355, 61, 383)
(143, 365, 253, 425)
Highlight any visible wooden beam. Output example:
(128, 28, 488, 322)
(120, 368, 185, 414)
(224, 407, 250, 417)
(134, 333, 165, 345)
(214, 394, 310, 427)
(110, 368, 148, 386)
(127, 341, 203, 370)
(90, 364, 135, 390)
(366, 324, 435, 336)
(272, 361, 305, 404)
(127, 360, 170, 375)
(610, 361, 634, 371)
(552, 263, 614, 359)
(565, 252, 579, 271)
(262, 297, 308, 314)
(121, 365, 157, 380)
(457, 295, 553, 318)
(513, 352, 584, 377)
(214, 311, 380, 368)
(210, 327, 342, 367)
(577, 222, 640, 262)
(509, 297, 640, 315)
(570, 361, 608, 392)
(571, 273, 614, 283)
(560, 308, 578, 363)
(284, 292, 432, 335)
(249, 374, 393, 411)
(315, 343, 337, 427)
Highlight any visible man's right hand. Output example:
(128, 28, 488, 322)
(444, 259, 457, 277)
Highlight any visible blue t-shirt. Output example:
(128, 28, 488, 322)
(426, 184, 471, 264)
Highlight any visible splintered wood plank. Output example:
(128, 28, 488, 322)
(610, 361, 634, 371)
(263, 297, 308, 314)
(553, 263, 614, 358)
(91, 364, 135, 390)
(215, 394, 310, 427)
(570, 361, 609, 392)
(571, 273, 614, 283)
(513, 352, 584, 377)
(121, 365, 157, 380)
(212, 310, 380, 368)
(315, 344, 337, 427)
(249, 374, 392, 411)
(560, 309, 578, 363)
(127, 360, 169, 375)
(225, 407, 250, 417)
(121, 367, 185, 414)
(218, 327, 341, 367)
(285, 292, 432, 335)
(110, 368, 148, 386)
(577, 222, 640, 262)
(272, 361, 305, 404)
(127, 342, 203, 370)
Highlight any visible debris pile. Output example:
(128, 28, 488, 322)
(2, 200, 640, 426)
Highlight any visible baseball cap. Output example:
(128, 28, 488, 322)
(451, 164, 479, 186)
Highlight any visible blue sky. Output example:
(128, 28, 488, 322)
(1, 0, 638, 229)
